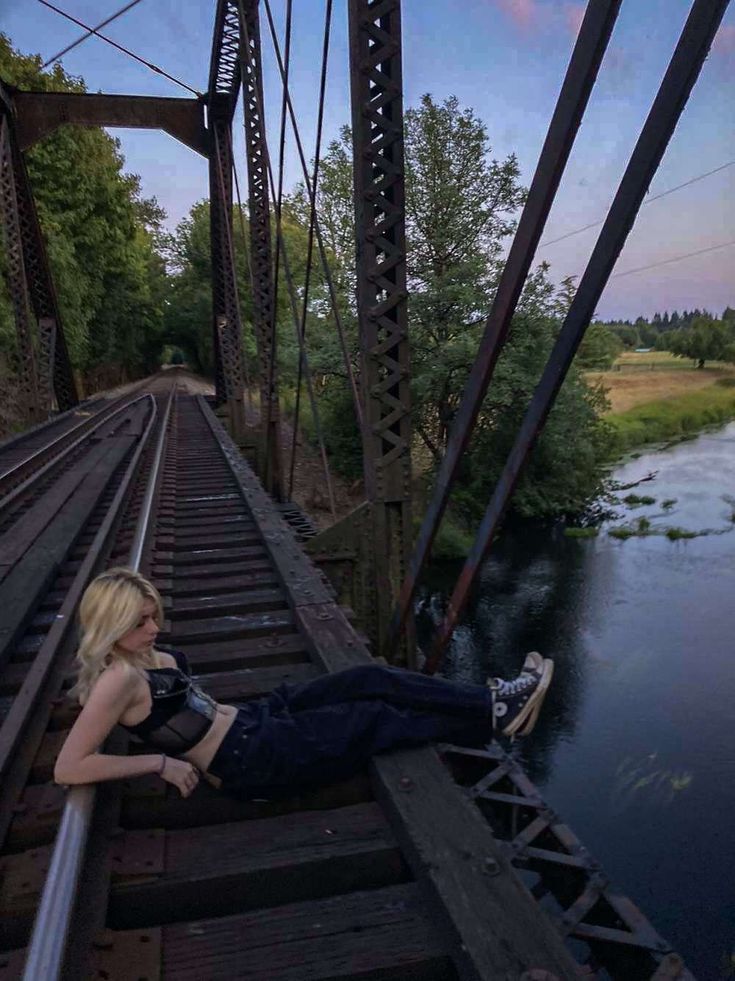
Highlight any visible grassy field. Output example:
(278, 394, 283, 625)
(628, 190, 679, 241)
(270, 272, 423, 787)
(587, 351, 735, 414)
(606, 380, 735, 455)
(585, 352, 735, 455)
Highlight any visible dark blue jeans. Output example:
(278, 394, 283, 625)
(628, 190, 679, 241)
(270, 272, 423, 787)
(207, 664, 494, 799)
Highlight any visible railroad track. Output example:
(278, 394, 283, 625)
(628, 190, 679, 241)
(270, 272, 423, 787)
(0, 389, 691, 980)
(0, 380, 154, 510)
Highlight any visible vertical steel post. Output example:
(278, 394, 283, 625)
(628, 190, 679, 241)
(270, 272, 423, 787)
(208, 148, 229, 410)
(0, 115, 42, 421)
(208, 99, 246, 443)
(238, 0, 283, 501)
(7, 116, 78, 413)
(348, 0, 414, 664)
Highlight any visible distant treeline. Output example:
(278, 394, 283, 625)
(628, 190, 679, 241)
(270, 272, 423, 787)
(596, 307, 735, 351)
(577, 308, 735, 372)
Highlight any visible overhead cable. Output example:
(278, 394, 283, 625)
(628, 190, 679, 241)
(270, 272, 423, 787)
(610, 238, 735, 279)
(263, 0, 293, 500)
(236, 1, 336, 517)
(36, 0, 201, 96)
(540, 159, 735, 248)
(259, 0, 364, 434)
(286, 0, 334, 501)
(42, 0, 144, 67)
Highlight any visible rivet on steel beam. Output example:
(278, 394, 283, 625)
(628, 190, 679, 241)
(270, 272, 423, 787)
(399, 775, 413, 791)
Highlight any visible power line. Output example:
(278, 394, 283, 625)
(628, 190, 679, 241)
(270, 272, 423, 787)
(43, 0, 144, 68)
(610, 238, 735, 279)
(540, 160, 735, 249)
(36, 0, 201, 96)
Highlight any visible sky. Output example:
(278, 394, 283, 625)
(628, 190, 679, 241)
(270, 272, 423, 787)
(1, 0, 734, 321)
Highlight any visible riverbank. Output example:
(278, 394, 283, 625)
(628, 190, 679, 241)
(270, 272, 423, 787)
(606, 378, 735, 456)
(419, 422, 735, 979)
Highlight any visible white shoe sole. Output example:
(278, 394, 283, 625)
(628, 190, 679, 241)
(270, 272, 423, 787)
(502, 658, 554, 737)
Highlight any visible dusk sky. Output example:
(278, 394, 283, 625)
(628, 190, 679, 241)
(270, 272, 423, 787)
(2, 0, 734, 320)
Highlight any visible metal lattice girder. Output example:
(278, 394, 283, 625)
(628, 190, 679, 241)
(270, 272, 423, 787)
(209, 0, 243, 113)
(238, 0, 283, 501)
(4, 108, 78, 413)
(439, 742, 693, 979)
(209, 110, 236, 401)
(0, 114, 42, 420)
(348, 0, 413, 662)
(208, 106, 246, 430)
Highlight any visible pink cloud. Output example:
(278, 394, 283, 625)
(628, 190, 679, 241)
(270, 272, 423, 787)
(563, 3, 586, 39)
(496, 0, 542, 32)
(712, 23, 735, 57)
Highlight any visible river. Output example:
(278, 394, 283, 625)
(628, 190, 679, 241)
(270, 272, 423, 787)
(417, 422, 735, 979)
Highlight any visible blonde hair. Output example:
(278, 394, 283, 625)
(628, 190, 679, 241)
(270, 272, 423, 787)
(71, 567, 164, 703)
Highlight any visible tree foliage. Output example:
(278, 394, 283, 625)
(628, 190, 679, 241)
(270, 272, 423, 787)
(666, 315, 735, 368)
(576, 323, 623, 370)
(285, 95, 613, 519)
(0, 35, 166, 386)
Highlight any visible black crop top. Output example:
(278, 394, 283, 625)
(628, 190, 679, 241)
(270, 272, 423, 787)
(119, 648, 217, 754)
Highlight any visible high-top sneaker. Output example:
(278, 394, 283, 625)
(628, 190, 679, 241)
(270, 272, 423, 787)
(488, 653, 554, 737)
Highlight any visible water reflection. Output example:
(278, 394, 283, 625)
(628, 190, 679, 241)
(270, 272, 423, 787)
(418, 526, 596, 785)
(417, 422, 735, 978)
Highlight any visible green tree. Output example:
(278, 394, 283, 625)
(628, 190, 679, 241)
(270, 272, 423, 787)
(405, 95, 525, 457)
(0, 35, 166, 386)
(163, 198, 330, 391)
(667, 316, 735, 368)
(577, 324, 623, 370)
(288, 96, 613, 519)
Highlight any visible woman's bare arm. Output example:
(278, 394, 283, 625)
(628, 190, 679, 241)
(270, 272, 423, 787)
(54, 664, 162, 785)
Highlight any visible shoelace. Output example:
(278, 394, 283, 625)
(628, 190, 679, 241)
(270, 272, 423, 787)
(490, 673, 536, 697)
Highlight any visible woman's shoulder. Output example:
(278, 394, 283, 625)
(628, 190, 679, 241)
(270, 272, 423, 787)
(152, 647, 179, 669)
(153, 647, 190, 673)
(83, 658, 143, 705)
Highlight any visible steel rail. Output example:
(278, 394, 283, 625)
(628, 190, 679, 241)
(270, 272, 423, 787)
(385, 0, 623, 656)
(0, 389, 153, 518)
(21, 385, 175, 981)
(0, 394, 155, 787)
(424, 0, 731, 674)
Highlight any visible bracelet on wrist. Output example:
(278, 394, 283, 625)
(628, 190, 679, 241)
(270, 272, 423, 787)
(157, 754, 166, 775)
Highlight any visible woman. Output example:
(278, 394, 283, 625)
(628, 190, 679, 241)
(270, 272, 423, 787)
(55, 567, 554, 800)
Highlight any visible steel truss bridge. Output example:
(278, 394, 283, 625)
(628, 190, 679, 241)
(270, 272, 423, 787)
(0, 0, 727, 977)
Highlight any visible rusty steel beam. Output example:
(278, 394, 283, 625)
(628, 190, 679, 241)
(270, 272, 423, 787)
(13, 92, 208, 157)
(238, 0, 283, 501)
(3, 105, 78, 413)
(386, 0, 622, 656)
(208, 103, 247, 441)
(0, 115, 42, 420)
(208, 0, 242, 117)
(440, 742, 691, 978)
(348, 0, 413, 664)
(425, 0, 731, 673)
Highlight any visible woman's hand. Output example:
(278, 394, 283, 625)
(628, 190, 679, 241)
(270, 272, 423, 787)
(160, 756, 200, 797)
